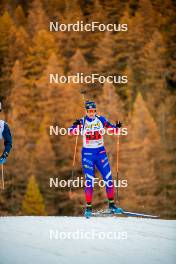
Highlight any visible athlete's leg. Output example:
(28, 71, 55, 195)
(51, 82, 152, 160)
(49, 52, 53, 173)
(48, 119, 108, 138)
(82, 150, 95, 204)
(95, 149, 115, 200)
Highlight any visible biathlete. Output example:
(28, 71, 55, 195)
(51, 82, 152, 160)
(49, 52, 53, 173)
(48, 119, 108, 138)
(70, 101, 122, 218)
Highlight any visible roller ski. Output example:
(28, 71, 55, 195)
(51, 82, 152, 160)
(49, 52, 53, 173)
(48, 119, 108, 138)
(84, 200, 123, 218)
(109, 199, 123, 214)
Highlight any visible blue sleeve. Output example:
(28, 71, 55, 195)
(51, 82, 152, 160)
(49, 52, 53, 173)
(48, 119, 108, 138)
(98, 116, 116, 128)
(2, 123, 12, 154)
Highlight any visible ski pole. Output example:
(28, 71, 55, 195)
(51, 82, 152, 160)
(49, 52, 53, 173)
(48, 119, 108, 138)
(115, 133, 120, 202)
(69, 89, 86, 195)
(70, 128, 79, 192)
(1, 164, 4, 190)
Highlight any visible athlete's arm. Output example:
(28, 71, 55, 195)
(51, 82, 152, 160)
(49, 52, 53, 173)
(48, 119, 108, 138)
(2, 123, 12, 154)
(98, 116, 117, 128)
(98, 116, 122, 134)
(0, 122, 12, 164)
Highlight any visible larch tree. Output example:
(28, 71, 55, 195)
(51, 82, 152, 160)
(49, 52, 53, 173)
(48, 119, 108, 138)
(141, 30, 168, 113)
(7, 60, 36, 213)
(38, 50, 83, 166)
(43, 0, 65, 19)
(101, 0, 123, 24)
(9, 60, 31, 177)
(27, 0, 48, 35)
(114, 8, 134, 72)
(22, 175, 47, 216)
(0, 11, 13, 100)
(115, 1, 157, 96)
(93, 31, 117, 75)
(34, 114, 56, 177)
(88, 0, 107, 24)
(68, 49, 91, 98)
(64, 0, 83, 22)
(24, 29, 58, 80)
(121, 62, 135, 115)
(9, 25, 30, 62)
(37, 51, 64, 120)
(14, 5, 26, 26)
(128, 0, 157, 89)
(23, 30, 58, 154)
(36, 51, 65, 162)
(86, 0, 108, 65)
(137, 0, 157, 40)
(157, 93, 176, 218)
(68, 48, 94, 96)
(113, 8, 137, 109)
(33, 113, 57, 211)
(69, 48, 90, 75)
(97, 82, 125, 193)
(98, 82, 125, 121)
(61, 0, 84, 61)
(140, 30, 176, 218)
(120, 93, 162, 214)
(38, 52, 84, 214)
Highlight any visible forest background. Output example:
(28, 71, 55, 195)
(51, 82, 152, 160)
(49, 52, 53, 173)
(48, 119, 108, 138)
(0, 0, 175, 218)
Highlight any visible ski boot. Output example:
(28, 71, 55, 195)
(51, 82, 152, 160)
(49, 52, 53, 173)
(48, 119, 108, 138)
(84, 203, 92, 219)
(109, 199, 123, 214)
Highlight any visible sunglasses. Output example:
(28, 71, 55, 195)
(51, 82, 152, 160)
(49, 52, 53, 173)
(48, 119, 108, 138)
(87, 109, 96, 113)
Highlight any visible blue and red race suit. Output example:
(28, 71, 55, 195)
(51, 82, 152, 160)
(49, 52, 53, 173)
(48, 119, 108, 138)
(70, 115, 118, 203)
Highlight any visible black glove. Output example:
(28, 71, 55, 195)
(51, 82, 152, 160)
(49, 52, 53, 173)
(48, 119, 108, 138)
(73, 119, 81, 126)
(116, 121, 123, 128)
